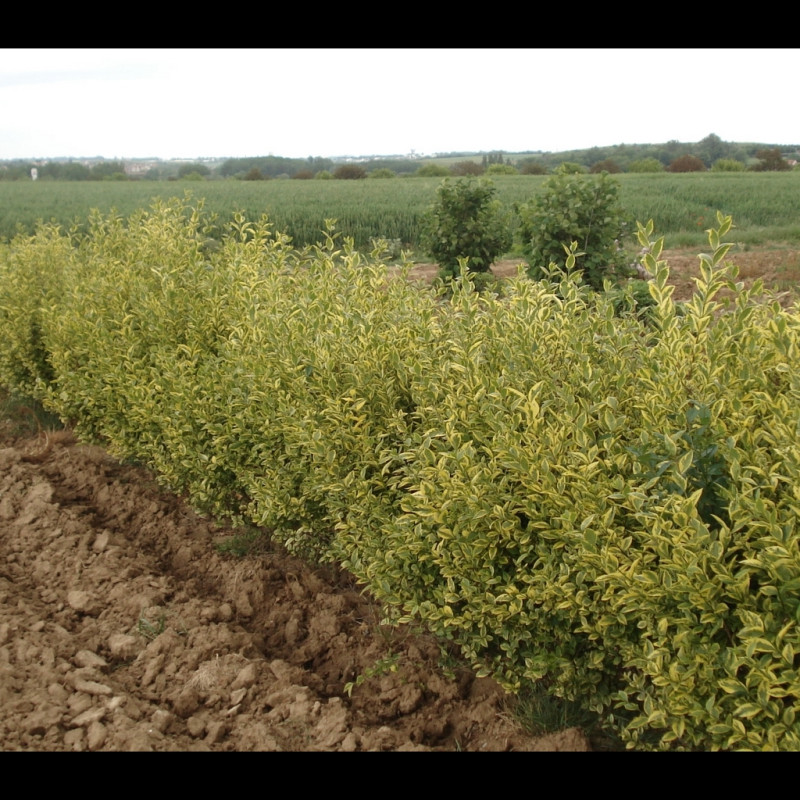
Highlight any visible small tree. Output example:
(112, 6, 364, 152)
(628, 158, 664, 173)
(668, 154, 706, 173)
(243, 167, 265, 181)
(697, 133, 727, 166)
(711, 158, 745, 172)
(415, 163, 451, 177)
(517, 171, 632, 290)
(421, 178, 512, 280)
(485, 163, 518, 175)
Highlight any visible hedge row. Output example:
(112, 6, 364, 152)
(1, 198, 799, 749)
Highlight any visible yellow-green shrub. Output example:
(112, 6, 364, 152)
(3, 201, 800, 750)
(0, 222, 74, 398)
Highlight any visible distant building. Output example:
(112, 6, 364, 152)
(124, 160, 159, 176)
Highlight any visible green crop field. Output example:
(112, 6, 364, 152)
(1, 172, 799, 253)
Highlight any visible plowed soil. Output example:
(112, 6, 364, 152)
(0, 428, 594, 752)
(2, 246, 797, 751)
(408, 246, 800, 307)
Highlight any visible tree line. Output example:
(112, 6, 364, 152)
(2, 134, 798, 181)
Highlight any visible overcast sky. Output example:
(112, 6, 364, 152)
(1, 48, 798, 161)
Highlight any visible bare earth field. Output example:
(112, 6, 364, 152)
(1, 247, 797, 752)
(408, 246, 800, 307)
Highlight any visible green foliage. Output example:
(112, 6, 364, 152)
(482, 151, 509, 167)
(178, 163, 211, 178)
(421, 177, 512, 278)
(669, 155, 707, 173)
(137, 609, 167, 641)
(218, 155, 334, 179)
(89, 161, 127, 180)
(555, 161, 587, 175)
(485, 163, 518, 176)
(5, 204, 800, 750)
(628, 158, 664, 173)
(513, 679, 613, 744)
(315, 170, 334, 180)
(431, 265, 505, 298)
(415, 163, 452, 177)
(243, 167, 265, 181)
(369, 236, 405, 262)
(750, 148, 791, 172)
(589, 159, 622, 174)
(360, 157, 419, 176)
(40, 161, 91, 181)
(519, 160, 548, 175)
(0, 222, 72, 396)
(517, 171, 632, 290)
(333, 164, 367, 180)
(696, 133, 728, 166)
(344, 654, 401, 697)
(368, 168, 396, 179)
(711, 158, 746, 172)
(1, 171, 800, 256)
(626, 400, 732, 529)
(214, 527, 270, 557)
(603, 278, 658, 321)
(450, 161, 485, 177)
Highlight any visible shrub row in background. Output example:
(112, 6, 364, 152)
(1, 199, 799, 750)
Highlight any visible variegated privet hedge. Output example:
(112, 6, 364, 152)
(1, 198, 799, 751)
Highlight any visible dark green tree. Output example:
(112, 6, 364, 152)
(60, 162, 91, 180)
(421, 177, 512, 280)
(697, 133, 727, 166)
(517, 171, 632, 290)
(751, 148, 791, 172)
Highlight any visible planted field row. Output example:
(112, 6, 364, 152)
(1, 172, 799, 251)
